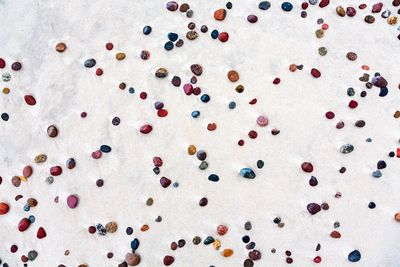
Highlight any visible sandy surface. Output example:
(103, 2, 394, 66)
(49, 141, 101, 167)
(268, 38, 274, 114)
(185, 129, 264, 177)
(0, 0, 400, 266)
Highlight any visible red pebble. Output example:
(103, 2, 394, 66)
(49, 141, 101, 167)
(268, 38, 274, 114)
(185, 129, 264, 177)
(21, 255, 29, 262)
(105, 42, 114, 50)
(325, 111, 335, 119)
(18, 218, 31, 232)
(163, 255, 175, 266)
(50, 166, 62, 176)
(311, 68, 321, 78)
(24, 95, 37, 106)
(95, 68, 103, 76)
(153, 156, 163, 167)
(92, 150, 102, 159)
(330, 230, 341, 238)
(0, 58, 5, 68)
(37, 227, 47, 239)
(207, 123, 217, 131)
(183, 84, 193, 95)
(218, 32, 229, 42)
(10, 244, 18, 253)
(140, 124, 153, 134)
(217, 225, 229, 235)
(319, 0, 330, 8)
(140, 92, 147, 99)
(248, 130, 258, 139)
(273, 78, 281, 84)
(348, 100, 358, 108)
(397, 148, 400, 158)
(0, 202, 10, 215)
(301, 2, 309, 9)
(359, 3, 367, 9)
(314, 256, 322, 263)
(249, 98, 257, 105)
(157, 109, 168, 117)
(301, 162, 314, 173)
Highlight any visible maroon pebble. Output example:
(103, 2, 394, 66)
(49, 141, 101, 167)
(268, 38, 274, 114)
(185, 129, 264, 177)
(311, 68, 321, 78)
(0, 58, 5, 68)
(301, 162, 314, 173)
(67, 194, 79, 209)
(50, 166, 63, 176)
(105, 42, 114, 50)
(307, 203, 321, 215)
(153, 156, 163, 167)
(249, 250, 262, 261)
(199, 197, 208, 207)
(163, 255, 175, 266)
(160, 177, 171, 188)
(325, 111, 335, 119)
(348, 100, 358, 108)
(336, 121, 345, 129)
(346, 7, 357, 16)
(10, 244, 18, 253)
(18, 218, 31, 232)
(248, 130, 258, 139)
(247, 15, 258, 23)
(319, 0, 330, 8)
(140, 124, 153, 134)
(24, 95, 36, 106)
(218, 32, 229, 42)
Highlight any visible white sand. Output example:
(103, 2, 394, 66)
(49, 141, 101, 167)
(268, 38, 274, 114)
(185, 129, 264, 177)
(0, 0, 399, 266)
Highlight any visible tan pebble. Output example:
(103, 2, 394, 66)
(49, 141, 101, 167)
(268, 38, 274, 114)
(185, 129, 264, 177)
(387, 16, 398, 25)
(227, 70, 239, 82)
(34, 154, 47, 163)
(213, 239, 221, 250)
(186, 30, 198, 40)
(116, 52, 126, 60)
(315, 29, 324, 38)
(19, 175, 27, 182)
(336, 6, 345, 16)
(222, 248, 234, 257)
(105, 221, 118, 233)
(188, 145, 197, 155)
(55, 42, 66, 52)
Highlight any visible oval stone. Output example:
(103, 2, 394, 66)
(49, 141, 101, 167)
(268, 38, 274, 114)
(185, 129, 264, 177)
(240, 168, 256, 179)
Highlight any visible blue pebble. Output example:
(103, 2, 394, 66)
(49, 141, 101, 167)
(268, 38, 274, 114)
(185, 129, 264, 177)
(129, 87, 135, 94)
(28, 215, 35, 223)
(204, 236, 215, 245)
(164, 41, 174, 51)
(240, 168, 256, 179)
(24, 204, 30, 211)
(173, 182, 179, 188)
(372, 170, 382, 178)
(211, 30, 219, 39)
(208, 174, 220, 182)
(368, 202, 376, 209)
(228, 101, 236, 109)
(126, 227, 133, 235)
(100, 145, 112, 153)
(379, 87, 388, 97)
(200, 94, 210, 103)
(84, 58, 96, 68)
(281, 2, 293, 11)
(143, 25, 152, 35)
(259, 1, 271, 10)
(131, 238, 140, 250)
(348, 250, 361, 262)
(167, 32, 179, 42)
(366, 138, 372, 142)
(1, 113, 9, 121)
(191, 110, 200, 118)
(226, 2, 232, 9)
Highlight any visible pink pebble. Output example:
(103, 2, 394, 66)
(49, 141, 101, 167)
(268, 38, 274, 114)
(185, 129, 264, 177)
(183, 84, 193, 95)
(322, 23, 329, 30)
(256, 116, 269, 127)
(91, 150, 102, 159)
(67, 194, 79, 209)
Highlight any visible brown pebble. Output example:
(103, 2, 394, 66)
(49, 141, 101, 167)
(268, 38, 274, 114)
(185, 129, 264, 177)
(105, 221, 118, 233)
(394, 111, 400, 118)
(116, 53, 126, 60)
(346, 52, 357, 61)
(55, 42, 66, 53)
(27, 198, 38, 207)
(34, 154, 47, 164)
(47, 125, 58, 137)
(146, 198, 153, 206)
(364, 15, 375, 23)
(12, 176, 21, 187)
(336, 6, 346, 16)
(227, 70, 239, 82)
(179, 3, 190, 12)
(186, 31, 198, 40)
(394, 212, 400, 221)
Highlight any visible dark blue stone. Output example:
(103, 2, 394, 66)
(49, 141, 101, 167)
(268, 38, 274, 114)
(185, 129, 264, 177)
(259, 1, 271, 10)
(208, 174, 219, 182)
(129, 87, 135, 94)
(203, 236, 214, 245)
(281, 2, 293, 11)
(211, 30, 219, 39)
(379, 87, 388, 97)
(226, 2, 232, 9)
(242, 235, 250, 243)
(257, 160, 264, 169)
(377, 160, 386, 169)
(240, 168, 256, 179)
(100, 145, 111, 153)
(84, 58, 96, 68)
(131, 238, 140, 250)
(164, 41, 174, 51)
(1, 112, 9, 121)
(167, 32, 179, 42)
(368, 202, 376, 209)
(191, 110, 200, 118)
(153, 167, 160, 175)
(200, 94, 210, 103)
(143, 25, 152, 35)
(348, 250, 361, 262)
(228, 101, 236, 109)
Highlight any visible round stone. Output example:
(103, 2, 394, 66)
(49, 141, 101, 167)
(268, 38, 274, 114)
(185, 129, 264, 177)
(348, 250, 361, 262)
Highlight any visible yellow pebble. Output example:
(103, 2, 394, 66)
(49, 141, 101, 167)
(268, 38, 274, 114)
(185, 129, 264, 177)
(213, 239, 221, 250)
(187, 145, 197, 155)
(2, 88, 10, 94)
(222, 248, 234, 257)
(19, 176, 27, 182)
(116, 52, 126, 60)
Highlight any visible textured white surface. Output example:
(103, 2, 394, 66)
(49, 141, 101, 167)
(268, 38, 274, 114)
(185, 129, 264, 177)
(0, 0, 400, 266)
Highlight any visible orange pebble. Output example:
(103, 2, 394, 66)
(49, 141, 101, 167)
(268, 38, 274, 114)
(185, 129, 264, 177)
(140, 224, 149, 231)
(227, 70, 239, 82)
(361, 65, 370, 70)
(217, 224, 228, 235)
(222, 248, 234, 257)
(289, 64, 297, 72)
(214, 9, 227, 21)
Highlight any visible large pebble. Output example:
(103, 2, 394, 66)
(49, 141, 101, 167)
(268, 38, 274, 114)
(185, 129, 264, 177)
(125, 252, 141, 266)
(340, 144, 354, 154)
(348, 250, 361, 262)
(67, 194, 79, 209)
